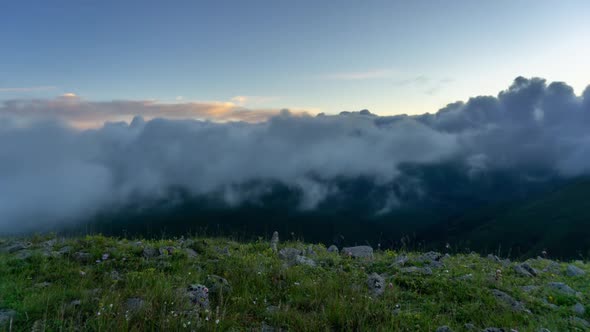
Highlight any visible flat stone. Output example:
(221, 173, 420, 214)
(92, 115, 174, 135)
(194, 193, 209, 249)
(125, 297, 145, 313)
(573, 302, 586, 316)
(341, 246, 373, 259)
(546, 282, 576, 295)
(566, 264, 585, 277)
(491, 289, 530, 313)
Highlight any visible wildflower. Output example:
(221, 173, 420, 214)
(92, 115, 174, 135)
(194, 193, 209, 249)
(294, 282, 300, 286)
(183, 323, 187, 328)
(215, 319, 220, 324)
(388, 282, 394, 289)
(102, 253, 109, 260)
(205, 317, 209, 321)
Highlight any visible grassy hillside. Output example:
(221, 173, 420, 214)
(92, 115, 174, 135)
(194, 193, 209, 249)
(1, 234, 589, 331)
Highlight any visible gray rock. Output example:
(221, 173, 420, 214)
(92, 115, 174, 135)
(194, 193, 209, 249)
(520, 285, 539, 293)
(537, 329, 550, 332)
(278, 248, 303, 261)
(513, 264, 534, 277)
(546, 282, 576, 295)
(464, 323, 476, 330)
(57, 246, 72, 255)
(69, 300, 81, 307)
(543, 261, 561, 274)
(184, 248, 198, 258)
(573, 302, 586, 316)
(110, 270, 122, 281)
(487, 254, 501, 263)
(14, 250, 32, 260)
(327, 245, 339, 253)
(491, 289, 530, 313)
(342, 246, 373, 259)
(125, 297, 145, 313)
(270, 231, 279, 252)
(293, 255, 316, 267)
(305, 244, 317, 257)
(206, 275, 232, 294)
(187, 284, 209, 309)
(400, 266, 433, 275)
(541, 298, 558, 309)
(520, 263, 538, 276)
(416, 251, 442, 263)
(158, 246, 175, 256)
(393, 255, 409, 266)
(142, 246, 158, 258)
(0, 309, 16, 325)
(5, 243, 27, 253)
(571, 317, 590, 328)
(214, 246, 231, 256)
(367, 273, 385, 297)
(435, 326, 452, 332)
(566, 264, 586, 277)
(482, 329, 505, 332)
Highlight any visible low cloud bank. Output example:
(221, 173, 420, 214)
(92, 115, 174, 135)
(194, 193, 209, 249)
(1, 77, 590, 232)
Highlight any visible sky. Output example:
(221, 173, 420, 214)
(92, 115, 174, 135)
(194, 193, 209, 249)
(1, 0, 590, 119)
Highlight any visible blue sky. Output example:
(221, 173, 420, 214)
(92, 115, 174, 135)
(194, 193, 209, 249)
(1, 0, 589, 116)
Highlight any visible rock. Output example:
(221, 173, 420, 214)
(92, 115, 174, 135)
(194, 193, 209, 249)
(14, 250, 32, 260)
(566, 264, 585, 277)
(520, 263, 538, 276)
(57, 246, 72, 255)
(392, 255, 409, 267)
(184, 248, 198, 258)
(0, 309, 16, 325)
(110, 270, 122, 281)
(278, 248, 302, 261)
(541, 298, 558, 309)
(537, 329, 550, 332)
(142, 246, 158, 258)
(513, 264, 534, 277)
(416, 251, 442, 263)
(270, 231, 279, 252)
(125, 297, 145, 313)
(543, 261, 561, 274)
(158, 246, 175, 256)
(491, 289, 530, 313)
(261, 322, 281, 332)
(367, 273, 385, 296)
(214, 246, 231, 256)
(435, 326, 453, 332)
(487, 254, 501, 263)
(464, 323, 476, 330)
(5, 243, 27, 253)
(571, 317, 590, 328)
(341, 246, 373, 259)
(482, 329, 506, 332)
(305, 244, 317, 257)
(266, 305, 279, 313)
(293, 255, 316, 267)
(74, 252, 92, 263)
(187, 284, 209, 309)
(69, 300, 81, 307)
(327, 245, 339, 253)
(400, 266, 433, 275)
(546, 282, 576, 295)
(573, 302, 586, 316)
(206, 275, 231, 295)
(520, 285, 539, 293)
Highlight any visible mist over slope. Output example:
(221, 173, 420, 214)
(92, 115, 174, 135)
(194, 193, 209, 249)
(2, 77, 590, 250)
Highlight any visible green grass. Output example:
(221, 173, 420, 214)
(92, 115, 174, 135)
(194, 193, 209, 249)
(0, 234, 588, 331)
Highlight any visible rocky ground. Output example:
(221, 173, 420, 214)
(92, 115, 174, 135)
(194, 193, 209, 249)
(0, 234, 588, 331)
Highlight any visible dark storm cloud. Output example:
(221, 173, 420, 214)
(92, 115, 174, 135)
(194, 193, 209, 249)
(1, 77, 590, 232)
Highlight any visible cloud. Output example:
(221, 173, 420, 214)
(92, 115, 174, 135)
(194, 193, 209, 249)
(230, 95, 280, 107)
(318, 69, 394, 80)
(0, 86, 57, 93)
(1, 76, 590, 233)
(0, 97, 312, 129)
